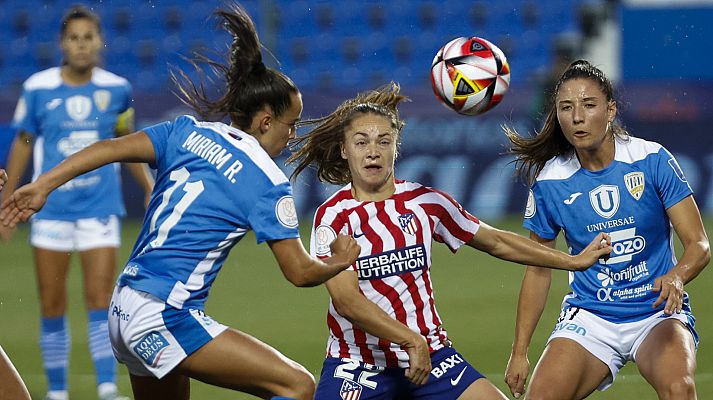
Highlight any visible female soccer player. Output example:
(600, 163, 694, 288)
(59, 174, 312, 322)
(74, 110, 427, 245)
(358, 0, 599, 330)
(503, 60, 709, 399)
(1, 6, 152, 400)
(1, 4, 360, 400)
(287, 83, 612, 399)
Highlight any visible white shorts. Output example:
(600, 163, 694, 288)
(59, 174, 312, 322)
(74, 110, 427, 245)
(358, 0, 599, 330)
(108, 285, 228, 378)
(30, 216, 121, 251)
(547, 306, 697, 391)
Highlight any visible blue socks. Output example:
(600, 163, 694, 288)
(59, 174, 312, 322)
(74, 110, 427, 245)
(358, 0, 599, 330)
(40, 315, 69, 392)
(88, 309, 116, 386)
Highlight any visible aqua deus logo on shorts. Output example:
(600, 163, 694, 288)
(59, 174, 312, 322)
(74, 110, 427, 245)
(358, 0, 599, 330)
(133, 331, 170, 367)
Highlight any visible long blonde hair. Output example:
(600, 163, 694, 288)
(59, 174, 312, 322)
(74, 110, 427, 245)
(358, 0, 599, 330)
(288, 82, 408, 185)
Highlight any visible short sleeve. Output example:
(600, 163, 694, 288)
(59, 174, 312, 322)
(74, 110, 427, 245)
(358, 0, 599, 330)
(522, 185, 560, 240)
(11, 88, 37, 136)
(118, 80, 133, 113)
(310, 206, 342, 259)
(248, 182, 300, 244)
(431, 189, 480, 252)
(142, 120, 173, 169)
(654, 147, 693, 209)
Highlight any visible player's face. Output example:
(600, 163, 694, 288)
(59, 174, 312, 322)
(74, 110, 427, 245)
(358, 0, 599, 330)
(260, 92, 303, 158)
(61, 18, 103, 72)
(556, 78, 616, 154)
(341, 113, 398, 199)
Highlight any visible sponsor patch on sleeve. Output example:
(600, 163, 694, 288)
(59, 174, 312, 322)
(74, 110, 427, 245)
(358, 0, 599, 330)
(314, 224, 337, 256)
(524, 189, 536, 218)
(275, 195, 299, 228)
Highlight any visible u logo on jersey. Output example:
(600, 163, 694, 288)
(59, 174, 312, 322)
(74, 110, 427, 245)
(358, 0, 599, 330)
(66, 95, 92, 121)
(589, 185, 620, 219)
(624, 172, 645, 200)
(398, 213, 418, 235)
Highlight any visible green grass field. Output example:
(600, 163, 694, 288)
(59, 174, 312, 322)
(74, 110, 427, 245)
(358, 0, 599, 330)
(1, 217, 711, 399)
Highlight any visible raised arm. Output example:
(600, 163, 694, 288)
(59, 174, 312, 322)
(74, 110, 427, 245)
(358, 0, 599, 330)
(504, 232, 556, 399)
(268, 234, 361, 287)
(653, 196, 710, 314)
(116, 109, 155, 207)
(0, 132, 155, 226)
(467, 221, 611, 271)
(324, 270, 432, 385)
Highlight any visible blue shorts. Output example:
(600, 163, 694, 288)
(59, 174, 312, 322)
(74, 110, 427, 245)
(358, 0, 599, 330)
(315, 347, 485, 399)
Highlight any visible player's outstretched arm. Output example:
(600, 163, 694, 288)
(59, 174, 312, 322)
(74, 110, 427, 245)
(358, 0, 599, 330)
(0, 132, 155, 227)
(326, 271, 432, 385)
(268, 234, 361, 287)
(467, 222, 611, 271)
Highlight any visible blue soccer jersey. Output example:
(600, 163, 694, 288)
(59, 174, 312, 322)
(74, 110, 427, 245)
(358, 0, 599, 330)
(524, 137, 693, 323)
(11, 67, 132, 220)
(118, 115, 300, 310)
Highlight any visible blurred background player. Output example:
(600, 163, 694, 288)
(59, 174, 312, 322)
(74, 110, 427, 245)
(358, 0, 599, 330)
(503, 60, 710, 399)
(288, 83, 611, 399)
(1, 4, 360, 400)
(0, 5, 153, 400)
(0, 168, 30, 400)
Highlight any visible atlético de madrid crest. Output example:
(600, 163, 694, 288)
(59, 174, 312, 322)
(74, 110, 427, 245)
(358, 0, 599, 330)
(624, 172, 645, 200)
(398, 213, 418, 235)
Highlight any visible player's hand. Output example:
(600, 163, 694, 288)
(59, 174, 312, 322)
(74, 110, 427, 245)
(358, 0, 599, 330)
(0, 169, 7, 191)
(652, 271, 685, 314)
(328, 234, 361, 270)
(0, 182, 49, 228)
(505, 350, 530, 399)
(571, 232, 612, 271)
(404, 334, 431, 385)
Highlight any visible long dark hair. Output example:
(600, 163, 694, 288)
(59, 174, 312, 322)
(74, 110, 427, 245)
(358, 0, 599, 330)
(60, 5, 102, 37)
(172, 3, 298, 130)
(288, 83, 407, 185)
(505, 60, 629, 184)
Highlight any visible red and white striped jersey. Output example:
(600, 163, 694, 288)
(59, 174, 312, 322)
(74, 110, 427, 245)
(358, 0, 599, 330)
(310, 179, 480, 368)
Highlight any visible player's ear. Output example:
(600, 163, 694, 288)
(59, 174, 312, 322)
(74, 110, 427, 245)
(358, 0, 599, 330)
(340, 141, 347, 160)
(607, 100, 617, 123)
(252, 110, 271, 135)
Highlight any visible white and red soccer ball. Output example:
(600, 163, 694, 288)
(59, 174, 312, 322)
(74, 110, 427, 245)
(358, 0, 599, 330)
(430, 36, 510, 116)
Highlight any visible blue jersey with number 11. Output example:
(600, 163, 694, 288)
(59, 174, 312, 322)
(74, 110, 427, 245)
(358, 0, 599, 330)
(118, 115, 300, 310)
(524, 137, 693, 323)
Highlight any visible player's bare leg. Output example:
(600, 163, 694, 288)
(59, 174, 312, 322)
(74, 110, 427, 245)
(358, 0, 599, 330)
(80, 247, 117, 310)
(34, 248, 72, 317)
(175, 328, 315, 399)
(129, 372, 190, 400)
(458, 378, 508, 400)
(636, 320, 697, 400)
(525, 338, 610, 400)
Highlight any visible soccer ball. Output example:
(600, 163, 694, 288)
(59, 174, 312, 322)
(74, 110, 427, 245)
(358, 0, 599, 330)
(430, 36, 510, 116)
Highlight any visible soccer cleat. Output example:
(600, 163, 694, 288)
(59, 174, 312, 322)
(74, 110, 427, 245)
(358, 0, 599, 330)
(99, 392, 130, 400)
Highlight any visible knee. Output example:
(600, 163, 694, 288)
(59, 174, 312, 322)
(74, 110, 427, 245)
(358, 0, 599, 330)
(279, 366, 316, 400)
(659, 377, 696, 400)
(525, 383, 567, 400)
